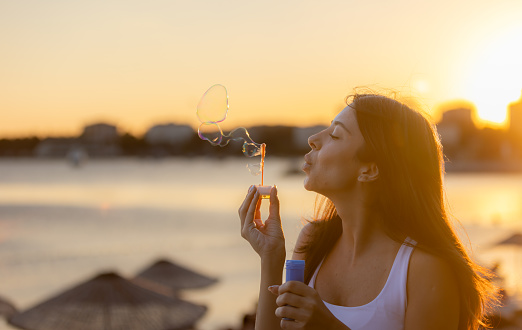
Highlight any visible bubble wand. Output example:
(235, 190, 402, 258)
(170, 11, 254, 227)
(261, 143, 265, 186)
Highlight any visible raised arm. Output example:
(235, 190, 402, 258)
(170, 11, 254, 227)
(238, 186, 285, 330)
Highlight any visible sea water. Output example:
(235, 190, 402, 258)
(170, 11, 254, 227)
(0, 158, 520, 329)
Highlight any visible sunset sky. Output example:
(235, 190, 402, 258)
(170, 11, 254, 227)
(1, 0, 522, 138)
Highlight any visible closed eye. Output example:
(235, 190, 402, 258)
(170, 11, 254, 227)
(329, 133, 339, 140)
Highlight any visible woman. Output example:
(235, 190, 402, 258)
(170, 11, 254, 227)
(238, 93, 498, 329)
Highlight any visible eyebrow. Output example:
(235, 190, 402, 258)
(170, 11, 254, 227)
(331, 120, 351, 134)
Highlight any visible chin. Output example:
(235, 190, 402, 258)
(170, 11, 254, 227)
(303, 178, 311, 191)
(303, 178, 315, 192)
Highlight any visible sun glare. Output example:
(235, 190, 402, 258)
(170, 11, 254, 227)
(462, 26, 522, 127)
(413, 79, 430, 94)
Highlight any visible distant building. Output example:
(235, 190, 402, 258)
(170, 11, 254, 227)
(145, 124, 194, 145)
(80, 123, 121, 157)
(437, 108, 476, 145)
(436, 108, 478, 160)
(508, 91, 522, 157)
(508, 93, 522, 136)
(81, 123, 119, 144)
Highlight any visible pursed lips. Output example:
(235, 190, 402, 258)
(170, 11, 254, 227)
(303, 154, 313, 171)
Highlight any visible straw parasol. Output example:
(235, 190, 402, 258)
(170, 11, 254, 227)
(495, 233, 522, 247)
(493, 232, 522, 276)
(9, 272, 206, 330)
(133, 259, 217, 294)
(491, 232, 522, 324)
(0, 296, 17, 319)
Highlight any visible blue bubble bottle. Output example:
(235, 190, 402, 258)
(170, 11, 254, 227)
(285, 260, 305, 283)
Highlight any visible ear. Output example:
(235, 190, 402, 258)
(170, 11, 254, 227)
(358, 163, 379, 183)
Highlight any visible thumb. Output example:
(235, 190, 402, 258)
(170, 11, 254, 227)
(268, 185, 280, 221)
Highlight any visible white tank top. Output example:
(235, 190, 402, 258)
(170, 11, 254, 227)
(309, 239, 416, 330)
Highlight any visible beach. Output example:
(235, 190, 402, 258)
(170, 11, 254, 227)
(0, 157, 521, 329)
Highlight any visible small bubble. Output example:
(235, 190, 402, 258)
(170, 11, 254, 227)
(246, 163, 261, 176)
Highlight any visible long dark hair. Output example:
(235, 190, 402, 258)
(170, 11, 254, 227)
(296, 92, 498, 329)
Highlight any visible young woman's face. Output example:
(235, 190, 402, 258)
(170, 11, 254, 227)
(303, 104, 367, 196)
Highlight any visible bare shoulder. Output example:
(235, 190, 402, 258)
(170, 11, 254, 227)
(408, 248, 457, 289)
(292, 222, 315, 260)
(405, 248, 460, 329)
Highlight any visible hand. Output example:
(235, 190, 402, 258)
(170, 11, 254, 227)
(238, 185, 285, 260)
(269, 281, 348, 330)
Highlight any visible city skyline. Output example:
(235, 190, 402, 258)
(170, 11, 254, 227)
(3, 93, 521, 141)
(1, 0, 522, 138)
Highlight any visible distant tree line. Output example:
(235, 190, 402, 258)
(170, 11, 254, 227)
(0, 125, 315, 158)
(1, 112, 522, 167)
(0, 137, 41, 157)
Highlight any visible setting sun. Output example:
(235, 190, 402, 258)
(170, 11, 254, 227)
(462, 25, 522, 127)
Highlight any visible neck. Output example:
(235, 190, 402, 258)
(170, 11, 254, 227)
(329, 189, 388, 259)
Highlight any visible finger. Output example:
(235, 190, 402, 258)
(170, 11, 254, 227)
(238, 186, 256, 227)
(275, 305, 301, 321)
(243, 191, 260, 232)
(254, 198, 262, 220)
(253, 218, 264, 229)
(276, 292, 305, 308)
(238, 185, 255, 215)
(268, 185, 281, 221)
(278, 281, 312, 297)
(280, 318, 299, 330)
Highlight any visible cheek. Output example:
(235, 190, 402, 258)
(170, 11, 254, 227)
(305, 163, 351, 192)
(322, 168, 348, 188)
(319, 156, 357, 187)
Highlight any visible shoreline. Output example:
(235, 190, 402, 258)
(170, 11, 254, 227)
(2, 156, 522, 174)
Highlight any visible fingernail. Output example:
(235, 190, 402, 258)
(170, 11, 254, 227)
(268, 285, 279, 294)
(248, 185, 254, 192)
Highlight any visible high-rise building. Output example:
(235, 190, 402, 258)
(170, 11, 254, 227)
(508, 91, 522, 157)
(508, 92, 522, 138)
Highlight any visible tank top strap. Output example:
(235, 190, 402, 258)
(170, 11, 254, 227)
(379, 237, 417, 308)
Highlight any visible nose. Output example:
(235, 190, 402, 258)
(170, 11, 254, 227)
(308, 132, 320, 150)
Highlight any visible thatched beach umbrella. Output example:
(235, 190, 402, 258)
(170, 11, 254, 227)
(495, 233, 522, 246)
(491, 232, 522, 324)
(493, 232, 522, 270)
(0, 296, 17, 319)
(133, 259, 217, 294)
(9, 272, 206, 330)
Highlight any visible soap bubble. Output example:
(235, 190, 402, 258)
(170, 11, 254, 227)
(197, 122, 223, 145)
(197, 84, 263, 175)
(247, 163, 261, 176)
(197, 84, 228, 124)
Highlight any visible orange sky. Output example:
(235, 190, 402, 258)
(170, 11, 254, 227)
(1, 0, 521, 138)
